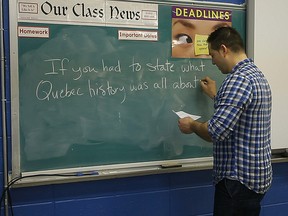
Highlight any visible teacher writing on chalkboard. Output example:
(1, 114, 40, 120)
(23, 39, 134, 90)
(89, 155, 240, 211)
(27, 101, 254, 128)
(178, 27, 272, 216)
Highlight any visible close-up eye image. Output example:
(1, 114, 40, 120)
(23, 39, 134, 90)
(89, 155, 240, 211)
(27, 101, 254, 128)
(172, 33, 193, 47)
(171, 15, 232, 59)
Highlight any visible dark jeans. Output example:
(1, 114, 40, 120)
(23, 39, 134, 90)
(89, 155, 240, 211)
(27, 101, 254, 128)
(214, 178, 265, 216)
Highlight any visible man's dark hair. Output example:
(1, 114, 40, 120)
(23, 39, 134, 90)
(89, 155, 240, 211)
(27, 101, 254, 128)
(207, 27, 245, 53)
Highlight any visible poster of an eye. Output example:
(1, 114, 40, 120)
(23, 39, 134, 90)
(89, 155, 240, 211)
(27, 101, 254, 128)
(172, 6, 232, 58)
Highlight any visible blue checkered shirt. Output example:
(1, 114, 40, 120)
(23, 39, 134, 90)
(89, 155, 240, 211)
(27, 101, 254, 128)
(208, 58, 272, 194)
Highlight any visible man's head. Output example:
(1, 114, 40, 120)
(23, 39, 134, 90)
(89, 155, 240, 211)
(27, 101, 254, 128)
(207, 27, 246, 74)
(207, 27, 245, 53)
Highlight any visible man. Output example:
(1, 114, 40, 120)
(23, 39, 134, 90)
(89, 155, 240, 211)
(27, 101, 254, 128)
(178, 27, 272, 216)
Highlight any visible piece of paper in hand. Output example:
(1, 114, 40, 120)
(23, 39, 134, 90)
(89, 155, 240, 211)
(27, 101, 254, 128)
(173, 110, 201, 120)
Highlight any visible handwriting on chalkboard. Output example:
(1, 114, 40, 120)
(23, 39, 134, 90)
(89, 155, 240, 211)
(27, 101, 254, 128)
(35, 57, 206, 104)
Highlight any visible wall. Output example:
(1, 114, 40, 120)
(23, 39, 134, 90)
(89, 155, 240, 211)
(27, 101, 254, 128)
(2, 0, 288, 216)
(5, 163, 288, 216)
(246, 0, 288, 149)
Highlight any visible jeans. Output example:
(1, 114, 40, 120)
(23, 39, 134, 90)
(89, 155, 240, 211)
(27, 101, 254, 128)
(214, 178, 265, 216)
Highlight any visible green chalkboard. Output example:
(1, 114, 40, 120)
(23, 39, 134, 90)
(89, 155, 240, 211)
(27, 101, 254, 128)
(16, 4, 245, 172)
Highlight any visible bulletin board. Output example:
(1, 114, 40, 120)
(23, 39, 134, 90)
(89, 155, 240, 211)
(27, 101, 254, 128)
(247, 0, 288, 150)
(10, 0, 245, 177)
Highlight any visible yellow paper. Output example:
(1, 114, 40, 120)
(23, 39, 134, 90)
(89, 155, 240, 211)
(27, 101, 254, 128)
(194, 34, 209, 56)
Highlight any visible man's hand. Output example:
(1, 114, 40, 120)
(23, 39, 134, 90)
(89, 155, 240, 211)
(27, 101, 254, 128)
(200, 76, 217, 99)
(178, 117, 212, 142)
(178, 117, 195, 134)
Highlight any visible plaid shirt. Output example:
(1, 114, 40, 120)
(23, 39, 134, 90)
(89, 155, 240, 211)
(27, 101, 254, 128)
(208, 58, 272, 194)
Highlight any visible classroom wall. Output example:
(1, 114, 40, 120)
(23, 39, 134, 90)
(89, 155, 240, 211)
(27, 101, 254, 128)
(2, 0, 288, 215)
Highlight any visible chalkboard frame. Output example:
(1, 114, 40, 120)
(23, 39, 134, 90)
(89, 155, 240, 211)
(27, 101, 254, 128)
(9, 0, 246, 184)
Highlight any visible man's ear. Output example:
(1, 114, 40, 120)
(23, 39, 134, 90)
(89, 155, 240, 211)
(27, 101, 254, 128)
(220, 44, 228, 57)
